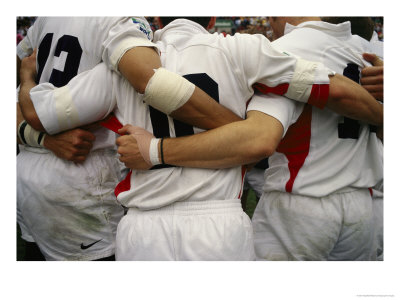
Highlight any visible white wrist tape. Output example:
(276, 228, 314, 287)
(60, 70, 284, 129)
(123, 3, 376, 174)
(143, 68, 195, 114)
(149, 138, 161, 166)
(18, 120, 46, 148)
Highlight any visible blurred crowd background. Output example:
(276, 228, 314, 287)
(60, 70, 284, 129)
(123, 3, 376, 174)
(18, 16, 384, 44)
(147, 16, 383, 41)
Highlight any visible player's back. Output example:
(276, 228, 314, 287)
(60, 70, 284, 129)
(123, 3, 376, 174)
(263, 21, 383, 197)
(18, 17, 121, 150)
(16, 17, 131, 260)
(115, 20, 258, 209)
(18, 17, 116, 83)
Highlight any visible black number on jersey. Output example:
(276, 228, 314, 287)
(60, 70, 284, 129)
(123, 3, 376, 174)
(149, 73, 219, 170)
(338, 63, 377, 139)
(37, 33, 82, 87)
(338, 63, 361, 139)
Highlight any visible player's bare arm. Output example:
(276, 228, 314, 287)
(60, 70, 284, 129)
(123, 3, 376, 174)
(117, 110, 283, 170)
(162, 110, 283, 168)
(361, 53, 383, 102)
(326, 73, 383, 126)
(119, 47, 242, 130)
(117, 46, 161, 94)
(18, 49, 45, 131)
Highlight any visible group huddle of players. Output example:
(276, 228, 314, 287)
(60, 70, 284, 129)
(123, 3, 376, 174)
(17, 16, 383, 261)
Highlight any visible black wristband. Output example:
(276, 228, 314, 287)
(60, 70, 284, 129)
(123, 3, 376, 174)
(160, 138, 165, 164)
(18, 120, 28, 145)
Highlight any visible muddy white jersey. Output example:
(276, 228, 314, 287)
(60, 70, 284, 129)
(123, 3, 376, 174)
(17, 17, 154, 151)
(251, 21, 383, 197)
(17, 17, 154, 75)
(30, 19, 336, 210)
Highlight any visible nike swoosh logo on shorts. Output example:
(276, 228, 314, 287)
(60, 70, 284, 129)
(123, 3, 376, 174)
(80, 239, 102, 250)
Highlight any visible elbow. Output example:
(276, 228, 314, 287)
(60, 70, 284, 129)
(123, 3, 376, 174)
(260, 143, 276, 159)
(134, 78, 148, 95)
(248, 141, 276, 163)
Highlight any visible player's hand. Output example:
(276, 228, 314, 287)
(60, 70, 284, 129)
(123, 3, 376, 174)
(117, 125, 153, 170)
(361, 53, 383, 101)
(20, 49, 37, 83)
(43, 128, 96, 163)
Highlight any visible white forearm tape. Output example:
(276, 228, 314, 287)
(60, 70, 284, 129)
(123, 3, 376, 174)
(149, 138, 161, 166)
(18, 120, 46, 148)
(17, 39, 32, 59)
(143, 68, 195, 114)
(285, 58, 319, 103)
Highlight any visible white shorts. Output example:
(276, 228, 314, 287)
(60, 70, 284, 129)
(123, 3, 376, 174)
(116, 199, 255, 261)
(372, 190, 383, 261)
(17, 147, 125, 261)
(253, 189, 376, 261)
(17, 203, 35, 242)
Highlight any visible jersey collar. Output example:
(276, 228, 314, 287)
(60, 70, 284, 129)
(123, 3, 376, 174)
(284, 21, 352, 40)
(153, 19, 209, 42)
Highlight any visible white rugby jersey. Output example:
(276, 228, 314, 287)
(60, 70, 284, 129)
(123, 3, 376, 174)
(17, 17, 154, 151)
(30, 19, 336, 210)
(370, 31, 383, 59)
(249, 21, 383, 197)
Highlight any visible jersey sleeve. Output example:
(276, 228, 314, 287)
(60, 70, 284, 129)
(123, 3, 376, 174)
(30, 63, 116, 134)
(247, 93, 303, 136)
(102, 17, 159, 73)
(230, 33, 335, 109)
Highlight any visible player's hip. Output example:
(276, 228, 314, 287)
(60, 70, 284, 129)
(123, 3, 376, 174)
(116, 199, 254, 260)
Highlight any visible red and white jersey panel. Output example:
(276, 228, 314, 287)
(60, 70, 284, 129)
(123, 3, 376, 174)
(253, 21, 383, 197)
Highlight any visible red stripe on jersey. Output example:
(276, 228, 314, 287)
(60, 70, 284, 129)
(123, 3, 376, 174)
(100, 114, 130, 198)
(115, 170, 132, 197)
(276, 105, 312, 193)
(253, 82, 289, 96)
(368, 188, 373, 197)
(253, 82, 329, 110)
(100, 114, 123, 134)
(308, 84, 329, 109)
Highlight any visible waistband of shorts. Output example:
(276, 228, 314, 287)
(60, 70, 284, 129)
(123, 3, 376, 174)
(127, 199, 243, 216)
(263, 186, 370, 199)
